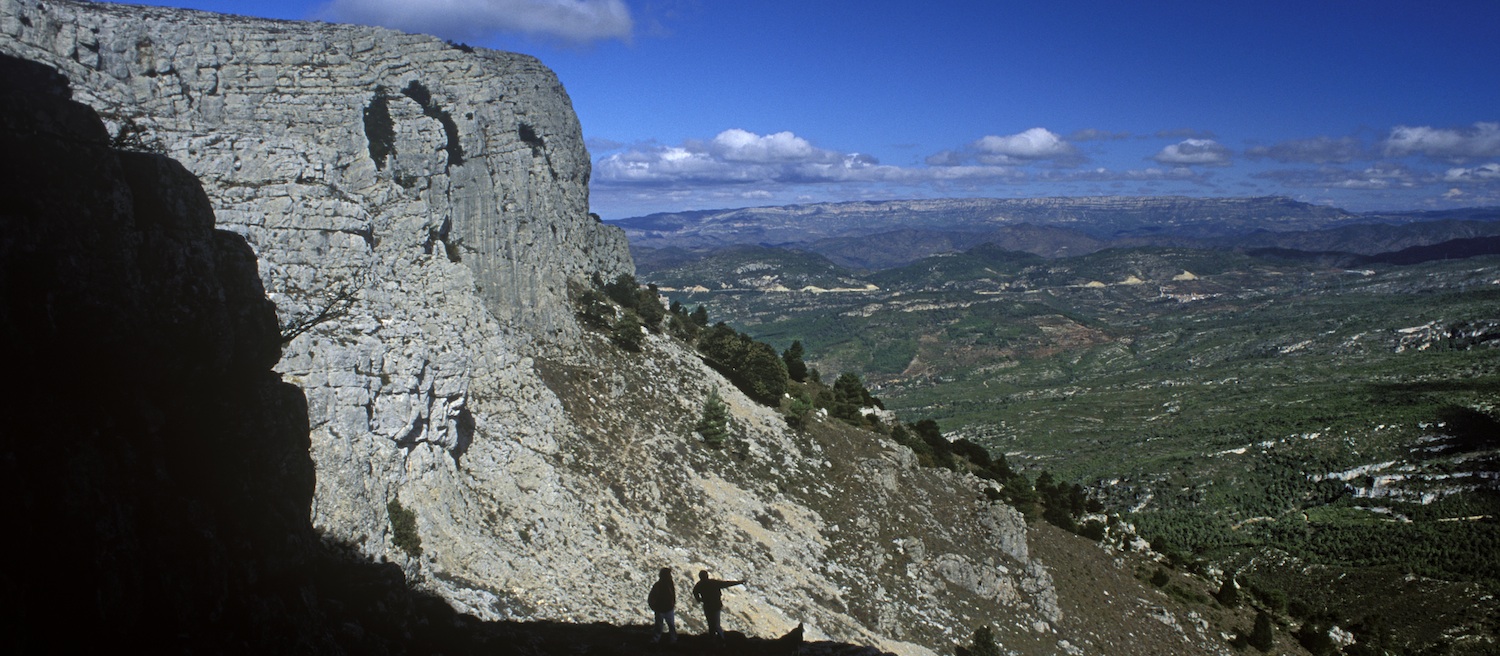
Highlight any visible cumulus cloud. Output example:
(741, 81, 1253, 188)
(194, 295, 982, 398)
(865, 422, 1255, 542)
(704, 129, 836, 164)
(317, 0, 632, 43)
(1245, 136, 1367, 164)
(1152, 139, 1232, 166)
(1384, 122, 1500, 162)
(972, 128, 1078, 163)
(1444, 162, 1500, 182)
(593, 129, 1029, 188)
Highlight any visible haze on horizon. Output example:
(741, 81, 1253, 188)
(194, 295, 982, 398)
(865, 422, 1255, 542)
(115, 0, 1500, 219)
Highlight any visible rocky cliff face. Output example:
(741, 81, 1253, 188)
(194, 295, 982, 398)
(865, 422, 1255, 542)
(1, 3, 1228, 654)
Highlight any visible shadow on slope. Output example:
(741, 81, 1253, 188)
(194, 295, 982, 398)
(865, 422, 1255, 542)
(0, 53, 883, 656)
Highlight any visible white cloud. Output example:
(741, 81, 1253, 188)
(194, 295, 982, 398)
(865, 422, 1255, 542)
(973, 128, 1077, 163)
(1152, 139, 1231, 166)
(1384, 122, 1500, 162)
(317, 0, 632, 43)
(707, 129, 835, 164)
(1444, 162, 1500, 182)
(593, 129, 1023, 187)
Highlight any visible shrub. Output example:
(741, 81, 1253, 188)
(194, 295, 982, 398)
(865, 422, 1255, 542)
(604, 273, 640, 309)
(388, 499, 422, 557)
(1150, 568, 1171, 587)
(611, 310, 644, 351)
(635, 284, 666, 331)
(1215, 573, 1240, 608)
(956, 626, 1001, 656)
(573, 287, 614, 330)
(1078, 519, 1107, 541)
(784, 391, 815, 430)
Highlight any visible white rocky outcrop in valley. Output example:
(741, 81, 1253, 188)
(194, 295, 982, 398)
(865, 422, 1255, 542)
(0, 3, 1207, 653)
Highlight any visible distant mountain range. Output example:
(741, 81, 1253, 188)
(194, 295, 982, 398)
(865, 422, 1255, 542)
(615, 196, 1500, 271)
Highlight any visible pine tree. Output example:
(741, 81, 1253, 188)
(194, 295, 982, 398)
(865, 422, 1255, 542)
(957, 626, 1001, 656)
(696, 388, 730, 448)
(635, 285, 665, 331)
(1216, 573, 1240, 608)
(604, 273, 639, 309)
(1249, 610, 1275, 652)
(782, 340, 808, 382)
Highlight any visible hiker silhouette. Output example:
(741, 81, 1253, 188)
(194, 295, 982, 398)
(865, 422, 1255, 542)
(647, 567, 678, 643)
(692, 569, 745, 639)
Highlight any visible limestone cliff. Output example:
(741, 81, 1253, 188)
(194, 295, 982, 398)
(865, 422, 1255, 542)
(2, 3, 1228, 655)
(0, 52, 896, 655)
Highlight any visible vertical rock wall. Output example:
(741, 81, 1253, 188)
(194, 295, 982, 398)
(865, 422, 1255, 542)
(1, 0, 630, 560)
(0, 0, 630, 340)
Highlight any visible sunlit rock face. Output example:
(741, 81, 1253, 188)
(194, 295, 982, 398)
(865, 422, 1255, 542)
(0, 3, 1116, 654)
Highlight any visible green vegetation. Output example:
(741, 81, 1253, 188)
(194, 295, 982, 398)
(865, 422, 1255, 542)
(1248, 610, 1275, 652)
(696, 388, 731, 447)
(387, 499, 422, 557)
(610, 310, 644, 351)
(698, 322, 788, 405)
(644, 244, 1500, 652)
(956, 626, 1001, 656)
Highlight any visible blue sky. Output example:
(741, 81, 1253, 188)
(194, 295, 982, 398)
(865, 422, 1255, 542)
(119, 1, 1500, 219)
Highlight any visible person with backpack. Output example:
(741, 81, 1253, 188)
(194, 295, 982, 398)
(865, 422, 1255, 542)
(647, 567, 678, 643)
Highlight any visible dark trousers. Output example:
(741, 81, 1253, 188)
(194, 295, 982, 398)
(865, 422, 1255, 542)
(704, 606, 723, 638)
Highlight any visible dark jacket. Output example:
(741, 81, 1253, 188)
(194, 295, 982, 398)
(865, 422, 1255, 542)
(648, 578, 675, 612)
(692, 578, 744, 611)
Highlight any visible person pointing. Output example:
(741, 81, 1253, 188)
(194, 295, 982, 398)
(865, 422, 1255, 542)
(691, 569, 745, 639)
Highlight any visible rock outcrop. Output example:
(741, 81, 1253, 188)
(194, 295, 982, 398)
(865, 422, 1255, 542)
(1, 4, 1228, 655)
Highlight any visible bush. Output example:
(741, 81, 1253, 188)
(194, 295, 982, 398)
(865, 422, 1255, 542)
(612, 310, 644, 351)
(1150, 568, 1171, 587)
(1215, 574, 1240, 608)
(388, 499, 422, 557)
(1293, 621, 1337, 655)
(605, 273, 640, 309)
(1078, 519, 1107, 541)
(573, 287, 614, 330)
(784, 391, 815, 430)
(635, 284, 666, 331)
(956, 626, 1001, 656)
